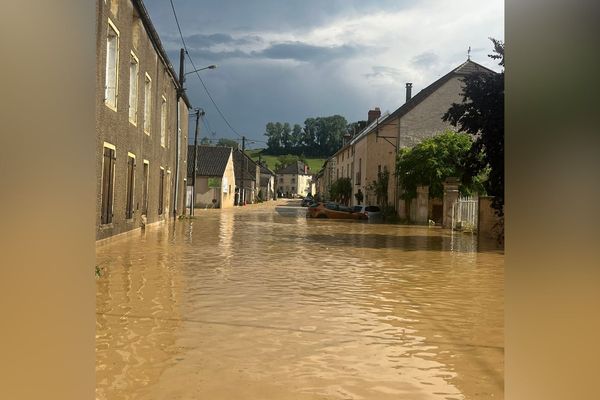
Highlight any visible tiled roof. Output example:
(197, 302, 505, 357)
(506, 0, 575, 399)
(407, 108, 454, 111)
(381, 59, 496, 124)
(275, 160, 309, 175)
(187, 145, 232, 178)
(233, 150, 258, 182)
(260, 164, 275, 176)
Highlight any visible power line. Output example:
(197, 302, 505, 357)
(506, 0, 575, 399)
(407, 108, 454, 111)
(169, 0, 243, 138)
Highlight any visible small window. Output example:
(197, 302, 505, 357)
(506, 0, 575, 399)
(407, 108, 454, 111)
(100, 144, 116, 224)
(128, 53, 139, 124)
(143, 74, 152, 134)
(160, 96, 167, 147)
(158, 167, 165, 215)
(142, 160, 149, 215)
(125, 154, 135, 219)
(105, 20, 119, 109)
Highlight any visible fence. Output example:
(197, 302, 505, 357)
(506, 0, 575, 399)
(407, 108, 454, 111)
(452, 196, 478, 232)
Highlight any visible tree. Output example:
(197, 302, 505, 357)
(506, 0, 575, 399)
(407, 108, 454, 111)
(274, 154, 304, 171)
(291, 124, 303, 149)
(217, 138, 239, 149)
(200, 137, 210, 145)
(443, 38, 504, 215)
(367, 169, 389, 207)
(396, 130, 478, 200)
(329, 177, 352, 205)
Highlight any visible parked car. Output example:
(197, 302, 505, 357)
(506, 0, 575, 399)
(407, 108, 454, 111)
(301, 196, 315, 207)
(352, 205, 382, 220)
(307, 202, 366, 220)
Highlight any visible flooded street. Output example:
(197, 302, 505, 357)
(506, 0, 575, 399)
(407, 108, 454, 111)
(96, 200, 503, 400)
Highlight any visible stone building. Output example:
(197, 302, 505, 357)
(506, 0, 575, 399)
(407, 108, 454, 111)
(330, 59, 494, 216)
(96, 0, 191, 240)
(259, 165, 276, 201)
(233, 149, 260, 204)
(186, 145, 235, 209)
(275, 161, 313, 198)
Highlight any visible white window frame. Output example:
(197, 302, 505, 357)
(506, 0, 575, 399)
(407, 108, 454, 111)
(160, 95, 167, 147)
(104, 19, 120, 111)
(143, 73, 152, 134)
(128, 52, 139, 125)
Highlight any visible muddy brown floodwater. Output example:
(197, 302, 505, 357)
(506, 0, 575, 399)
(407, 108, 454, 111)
(96, 200, 503, 400)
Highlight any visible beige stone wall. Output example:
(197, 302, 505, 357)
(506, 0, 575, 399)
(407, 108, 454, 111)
(96, 0, 188, 239)
(365, 121, 398, 207)
(221, 153, 236, 208)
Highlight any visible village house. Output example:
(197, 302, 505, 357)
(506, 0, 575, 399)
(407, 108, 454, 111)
(315, 156, 337, 201)
(233, 149, 260, 204)
(275, 161, 313, 198)
(186, 145, 235, 209)
(259, 165, 276, 201)
(96, 0, 191, 240)
(329, 59, 494, 221)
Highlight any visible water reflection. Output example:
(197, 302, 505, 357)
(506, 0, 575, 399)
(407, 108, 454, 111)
(97, 203, 503, 399)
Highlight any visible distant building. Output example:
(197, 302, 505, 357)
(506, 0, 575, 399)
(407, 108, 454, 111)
(259, 165, 276, 201)
(186, 145, 235, 209)
(96, 0, 191, 240)
(275, 161, 313, 197)
(233, 149, 260, 204)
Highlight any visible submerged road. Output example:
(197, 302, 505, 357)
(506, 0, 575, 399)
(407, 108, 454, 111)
(96, 200, 503, 400)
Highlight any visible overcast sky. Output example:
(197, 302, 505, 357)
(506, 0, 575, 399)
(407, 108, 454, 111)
(144, 0, 504, 148)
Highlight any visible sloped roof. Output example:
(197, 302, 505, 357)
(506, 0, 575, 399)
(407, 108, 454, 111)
(381, 59, 496, 124)
(233, 149, 258, 182)
(275, 160, 309, 175)
(260, 164, 275, 176)
(187, 145, 232, 178)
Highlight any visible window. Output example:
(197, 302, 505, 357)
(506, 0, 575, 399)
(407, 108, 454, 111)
(125, 154, 135, 219)
(142, 160, 149, 215)
(291, 186, 296, 192)
(100, 144, 116, 224)
(143, 74, 152, 134)
(158, 167, 165, 215)
(105, 20, 119, 109)
(160, 96, 167, 147)
(291, 177, 295, 183)
(128, 53, 139, 124)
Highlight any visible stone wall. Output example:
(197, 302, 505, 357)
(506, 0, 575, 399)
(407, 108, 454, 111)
(478, 196, 503, 242)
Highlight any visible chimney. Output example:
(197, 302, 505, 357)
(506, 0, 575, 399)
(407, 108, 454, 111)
(405, 83, 412, 102)
(367, 107, 381, 124)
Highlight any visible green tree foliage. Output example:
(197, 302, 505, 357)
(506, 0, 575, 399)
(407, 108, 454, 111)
(264, 115, 349, 157)
(329, 177, 352, 205)
(216, 138, 239, 149)
(396, 131, 476, 200)
(200, 137, 210, 145)
(443, 38, 504, 215)
(367, 169, 389, 207)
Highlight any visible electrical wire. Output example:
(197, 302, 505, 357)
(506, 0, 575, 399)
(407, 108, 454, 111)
(169, 0, 243, 138)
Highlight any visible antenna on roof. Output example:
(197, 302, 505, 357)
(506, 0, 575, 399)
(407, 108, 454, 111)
(467, 46, 471, 60)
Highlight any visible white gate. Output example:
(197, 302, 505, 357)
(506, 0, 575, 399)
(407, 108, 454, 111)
(452, 196, 478, 232)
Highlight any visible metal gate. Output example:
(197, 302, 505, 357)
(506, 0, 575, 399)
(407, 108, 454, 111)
(452, 196, 478, 232)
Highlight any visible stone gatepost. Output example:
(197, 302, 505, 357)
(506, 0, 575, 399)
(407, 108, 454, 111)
(442, 177, 460, 228)
(416, 185, 429, 224)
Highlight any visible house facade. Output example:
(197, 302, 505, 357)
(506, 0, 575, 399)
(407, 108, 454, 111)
(329, 59, 493, 217)
(233, 149, 260, 204)
(275, 161, 313, 197)
(187, 145, 235, 209)
(259, 165, 276, 201)
(96, 0, 190, 240)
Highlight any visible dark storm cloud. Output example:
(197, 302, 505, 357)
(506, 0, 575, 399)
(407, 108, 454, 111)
(411, 51, 439, 69)
(365, 66, 403, 80)
(256, 41, 363, 62)
(185, 33, 263, 49)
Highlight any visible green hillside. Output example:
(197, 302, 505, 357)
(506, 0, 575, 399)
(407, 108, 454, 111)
(245, 149, 326, 174)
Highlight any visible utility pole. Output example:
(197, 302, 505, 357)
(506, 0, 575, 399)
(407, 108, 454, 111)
(173, 48, 185, 220)
(190, 108, 203, 216)
(240, 136, 246, 205)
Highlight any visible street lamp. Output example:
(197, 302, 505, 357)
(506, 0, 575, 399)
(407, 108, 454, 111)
(182, 65, 217, 83)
